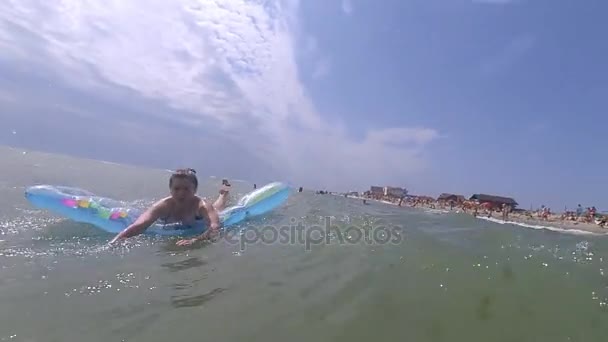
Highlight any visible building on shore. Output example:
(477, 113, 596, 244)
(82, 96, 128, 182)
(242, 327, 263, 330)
(408, 195, 436, 201)
(383, 186, 407, 198)
(365, 185, 406, 200)
(437, 193, 466, 203)
(469, 194, 518, 209)
(370, 186, 383, 195)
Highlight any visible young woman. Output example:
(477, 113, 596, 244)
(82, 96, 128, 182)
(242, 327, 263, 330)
(109, 169, 230, 246)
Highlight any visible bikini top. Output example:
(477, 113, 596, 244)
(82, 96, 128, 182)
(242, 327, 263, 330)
(160, 199, 206, 226)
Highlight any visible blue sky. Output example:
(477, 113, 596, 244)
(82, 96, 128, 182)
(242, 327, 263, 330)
(0, 0, 607, 211)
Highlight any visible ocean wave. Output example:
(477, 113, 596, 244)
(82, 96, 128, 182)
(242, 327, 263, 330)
(423, 208, 451, 215)
(476, 216, 608, 236)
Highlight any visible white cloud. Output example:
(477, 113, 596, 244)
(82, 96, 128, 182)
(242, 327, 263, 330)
(366, 127, 441, 146)
(342, 0, 353, 15)
(0, 0, 439, 190)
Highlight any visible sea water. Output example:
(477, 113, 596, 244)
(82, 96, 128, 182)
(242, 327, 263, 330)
(1, 145, 608, 342)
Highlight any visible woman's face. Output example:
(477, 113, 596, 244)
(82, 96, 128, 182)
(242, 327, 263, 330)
(170, 178, 196, 202)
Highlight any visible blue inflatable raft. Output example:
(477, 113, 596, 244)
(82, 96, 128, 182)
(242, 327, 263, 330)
(24, 182, 290, 237)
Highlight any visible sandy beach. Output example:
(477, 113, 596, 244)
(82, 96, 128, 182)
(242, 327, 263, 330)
(496, 211, 608, 235)
(343, 194, 608, 235)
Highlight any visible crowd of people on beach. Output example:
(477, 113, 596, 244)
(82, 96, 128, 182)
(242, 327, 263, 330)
(347, 192, 607, 230)
(559, 205, 604, 225)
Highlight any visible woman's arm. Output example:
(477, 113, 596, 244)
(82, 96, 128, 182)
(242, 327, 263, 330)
(109, 201, 165, 244)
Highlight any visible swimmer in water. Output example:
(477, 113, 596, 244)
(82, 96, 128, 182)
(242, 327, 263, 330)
(109, 168, 230, 246)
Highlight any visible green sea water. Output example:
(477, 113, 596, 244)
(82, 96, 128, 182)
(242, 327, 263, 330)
(1, 145, 608, 342)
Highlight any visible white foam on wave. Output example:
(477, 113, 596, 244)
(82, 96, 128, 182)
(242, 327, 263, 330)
(99, 160, 121, 166)
(424, 209, 450, 215)
(476, 216, 607, 236)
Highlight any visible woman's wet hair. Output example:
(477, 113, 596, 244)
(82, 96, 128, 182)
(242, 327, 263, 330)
(169, 168, 198, 189)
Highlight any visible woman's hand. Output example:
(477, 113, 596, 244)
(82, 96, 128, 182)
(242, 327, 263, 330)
(200, 226, 220, 240)
(175, 229, 219, 246)
(108, 235, 122, 245)
(176, 238, 199, 246)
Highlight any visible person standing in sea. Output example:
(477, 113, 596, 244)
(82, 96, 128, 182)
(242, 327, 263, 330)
(501, 203, 511, 221)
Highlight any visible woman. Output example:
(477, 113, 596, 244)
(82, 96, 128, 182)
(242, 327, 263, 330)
(109, 168, 230, 246)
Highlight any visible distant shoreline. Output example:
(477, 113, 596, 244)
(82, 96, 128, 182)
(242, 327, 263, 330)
(339, 194, 608, 236)
(3, 144, 605, 236)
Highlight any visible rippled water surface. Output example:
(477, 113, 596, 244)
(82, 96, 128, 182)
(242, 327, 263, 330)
(2, 146, 608, 342)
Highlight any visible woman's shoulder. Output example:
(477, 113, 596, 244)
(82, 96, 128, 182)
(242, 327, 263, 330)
(156, 196, 173, 204)
(152, 196, 174, 210)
